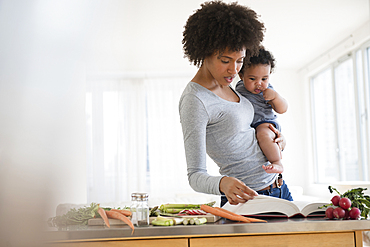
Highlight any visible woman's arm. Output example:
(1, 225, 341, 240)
(179, 94, 223, 195)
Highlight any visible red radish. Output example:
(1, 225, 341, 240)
(344, 209, 350, 220)
(325, 207, 334, 219)
(349, 207, 361, 220)
(331, 195, 341, 206)
(333, 207, 346, 219)
(339, 197, 352, 210)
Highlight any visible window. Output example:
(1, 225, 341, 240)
(310, 42, 370, 183)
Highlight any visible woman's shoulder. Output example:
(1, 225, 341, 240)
(181, 82, 212, 100)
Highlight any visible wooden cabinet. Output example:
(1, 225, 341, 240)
(190, 232, 356, 247)
(48, 231, 364, 247)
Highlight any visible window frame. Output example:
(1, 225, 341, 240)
(310, 40, 370, 184)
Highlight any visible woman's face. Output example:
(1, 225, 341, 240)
(240, 64, 271, 94)
(203, 48, 245, 87)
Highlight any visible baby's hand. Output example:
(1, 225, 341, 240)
(262, 88, 276, 101)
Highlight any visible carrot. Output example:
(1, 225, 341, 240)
(201, 204, 250, 223)
(216, 207, 267, 223)
(201, 204, 267, 223)
(98, 207, 110, 228)
(110, 208, 132, 217)
(106, 210, 135, 234)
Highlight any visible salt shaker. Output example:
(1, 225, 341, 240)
(135, 193, 149, 226)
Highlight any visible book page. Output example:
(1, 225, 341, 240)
(222, 195, 301, 217)
(298, 201, 327, 216)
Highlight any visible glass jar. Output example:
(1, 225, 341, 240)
(131, 192, 149, 226)
(130, 193, 138, 226)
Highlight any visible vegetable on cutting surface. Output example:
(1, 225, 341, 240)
(48, 203, 100, 227)
(151, 216, 175, 226)
(110, 208, 132, 217)
(182, 218, 190, 225)
(106, 210, 135, 234)
(179, 209, 207, 215)
(159, 201, 216, 213)
(98, 207, 110, 228)
(194, 217, 207, 225)
(215, 207, 267, 223)
(200, 204, 267, 223)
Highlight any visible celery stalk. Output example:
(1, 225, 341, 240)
(159, 201, 216, 213)
(182, 218, 189, 225)
(151, 218, 174, 226)
(195, 217, 207, 225)
(189, 218, 195, 225)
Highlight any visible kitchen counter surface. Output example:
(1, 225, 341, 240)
(45, 217, 370, 243)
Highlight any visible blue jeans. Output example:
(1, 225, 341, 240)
(220, 180, 293, 207)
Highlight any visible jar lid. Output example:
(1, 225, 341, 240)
(131, 192, 149, 200)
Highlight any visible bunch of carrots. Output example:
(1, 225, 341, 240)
(200, 204, 267, 223)
(97, 207, 135, 234)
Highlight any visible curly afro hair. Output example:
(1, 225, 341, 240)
(182, 1, 265, 67)
(239, 47, 276, 75)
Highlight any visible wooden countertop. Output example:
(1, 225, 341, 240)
(44, 217, 370, 243)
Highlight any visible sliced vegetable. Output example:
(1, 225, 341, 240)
(194, 217, 207, 225)
(151, 217, 174, 226)
(179, 209, 207, 215)
(182, 218, 190, 225)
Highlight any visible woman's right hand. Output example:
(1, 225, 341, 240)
(219, 176, 258, 205)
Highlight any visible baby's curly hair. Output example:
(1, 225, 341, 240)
(182, 1, 265, 67)
(239, 47, 276, 75)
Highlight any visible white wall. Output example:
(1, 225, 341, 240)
(0, 1, 91, 245)
(268, 70, 309, 190)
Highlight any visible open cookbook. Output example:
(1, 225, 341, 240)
(222, 195, 327, 218)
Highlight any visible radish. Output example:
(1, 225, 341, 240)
(331, 195, 341, 206)
(339, 197, 351, 210)
(333, 207, 346, 219)
(349, 207, 361, 220)
(325, 207, 334, 219)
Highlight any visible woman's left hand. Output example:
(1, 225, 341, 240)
(269, 124, 286, 151)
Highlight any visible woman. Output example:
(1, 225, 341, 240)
(179, 1, 292, 207)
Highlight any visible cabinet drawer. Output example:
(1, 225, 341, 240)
(49, 238, 188, 247)
(190, 232, 355, 247)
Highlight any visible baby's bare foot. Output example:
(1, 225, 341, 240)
(263, 163, 284, 173)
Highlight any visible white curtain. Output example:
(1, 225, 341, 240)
(86, 75, 199, 204)
(145, 77, 192, 199)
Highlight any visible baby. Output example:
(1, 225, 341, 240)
(236, 48, 287, 174)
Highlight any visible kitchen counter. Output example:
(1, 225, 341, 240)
(45, 217, 370, 247)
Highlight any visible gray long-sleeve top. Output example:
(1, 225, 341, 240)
(179, 82, 276, 195)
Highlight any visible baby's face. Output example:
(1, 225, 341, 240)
(239, 64, 271, 94)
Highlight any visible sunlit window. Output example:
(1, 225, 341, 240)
(311, 43, 370, 183)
